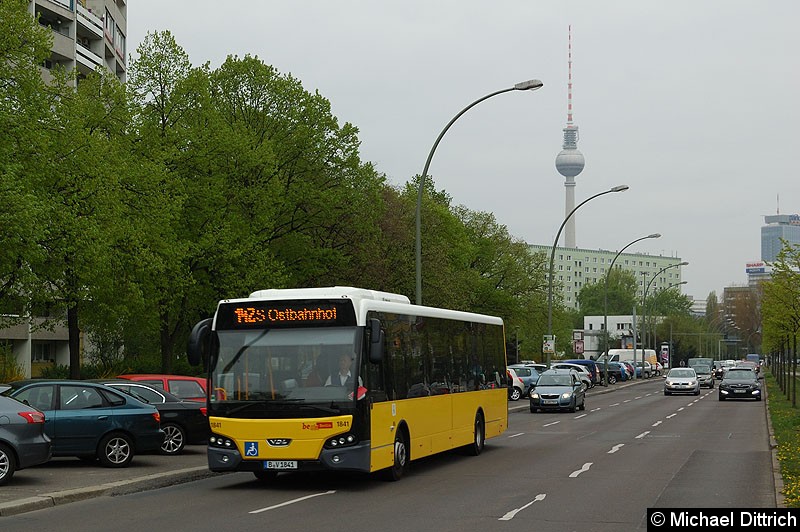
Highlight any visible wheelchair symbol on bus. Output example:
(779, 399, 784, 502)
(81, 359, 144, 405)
(245, 441, 259, 456)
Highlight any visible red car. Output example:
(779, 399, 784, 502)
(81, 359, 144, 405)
(117, 374, 207, 403)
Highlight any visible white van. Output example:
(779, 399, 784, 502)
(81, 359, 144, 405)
(598, 348, 656, 364)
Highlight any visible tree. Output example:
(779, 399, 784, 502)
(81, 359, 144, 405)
(29, 69, 132, 378)
(0, 0, 53, 323)
(576, 269, 638, 316)
(762, 245, 800, 354)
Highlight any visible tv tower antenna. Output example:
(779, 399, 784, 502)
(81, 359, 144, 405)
(555, 25, 585, 248)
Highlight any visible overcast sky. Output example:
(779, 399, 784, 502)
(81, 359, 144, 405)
(127, 0, 799, 303)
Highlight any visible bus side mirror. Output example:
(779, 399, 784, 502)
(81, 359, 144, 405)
(368, 318, 384, 363)
(187, 318, 215, 367)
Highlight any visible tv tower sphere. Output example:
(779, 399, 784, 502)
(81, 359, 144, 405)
(555, 144, 585, 178)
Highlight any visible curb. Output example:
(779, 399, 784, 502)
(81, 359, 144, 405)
(763, 377, 786, 508)
(0, 466, 220, 517)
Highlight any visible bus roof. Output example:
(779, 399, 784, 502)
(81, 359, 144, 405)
(219, 286, 502, 327)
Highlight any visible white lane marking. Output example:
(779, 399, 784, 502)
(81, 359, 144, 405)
(250, 490, 336, 514)
(499, 494, 547, 521)
(635, 431, 650, 439)
(508, 432, 525, 438)
(608, 444, 625, 454)
(652, 420, 663, 427)
(543, 421, 560, 427)
(569, 462, 593, 478)
(574, 414, 587, 419)
(687, 402, 694, 407)
(623, 399, 631, 403)
(609, 402, 621, 407)
(635, 396, 643, 399)
(666, 413, 677, 419)
(677, 407, 685, 412)
(591, 408, 601, 412)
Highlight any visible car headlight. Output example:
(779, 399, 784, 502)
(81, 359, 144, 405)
(665, 380, 672, 386)
(530, 393, 539, 400)
(689, 381, 697, 386)
(561, 392, 572, 399)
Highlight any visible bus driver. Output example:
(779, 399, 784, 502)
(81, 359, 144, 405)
(325, 353, 363, 387)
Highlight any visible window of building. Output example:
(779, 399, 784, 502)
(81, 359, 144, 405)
(32, 342, 54, 363)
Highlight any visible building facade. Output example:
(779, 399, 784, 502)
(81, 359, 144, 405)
(761, 214, 800, 263)
(529, 244, 685, 310)
(30, 0, 127, 85)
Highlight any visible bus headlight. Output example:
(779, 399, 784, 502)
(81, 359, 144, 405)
(209, 434, 235, 449)
(325, 433, 357, 449)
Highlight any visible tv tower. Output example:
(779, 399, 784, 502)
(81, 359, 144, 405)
(554, 25, 585, 248)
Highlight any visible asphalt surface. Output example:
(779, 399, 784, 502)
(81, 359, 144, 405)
(0, 376, 783, 517)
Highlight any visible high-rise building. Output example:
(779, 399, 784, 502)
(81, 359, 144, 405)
(761, 214, 800, 262)
(29, 0, 127, 85)
(529, 244, 684, 310)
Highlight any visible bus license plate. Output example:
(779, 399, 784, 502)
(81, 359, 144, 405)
(264, 460, 297, 470)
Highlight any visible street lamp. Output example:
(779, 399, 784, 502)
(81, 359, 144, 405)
(415, 79, 544, 305)
(601, 233, 660, 383)
(546, 184, 630, 366)
(645, 280, 687, 355)
(642, 261, 689, 351)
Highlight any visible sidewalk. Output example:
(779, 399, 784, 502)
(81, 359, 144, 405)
(0, 445, 217, 517)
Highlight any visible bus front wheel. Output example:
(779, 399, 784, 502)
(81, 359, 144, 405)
(385, 430, 408, 481)
(465, 412, 485, 456)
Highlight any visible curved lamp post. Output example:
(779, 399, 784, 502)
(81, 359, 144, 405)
(545, 184, 630, 365)
(415, 79, 544, 305)
(601, 232, 660, 383)
(642, 261, 689, 351)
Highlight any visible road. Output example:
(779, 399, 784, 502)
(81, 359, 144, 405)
(1, 379, 777, 531)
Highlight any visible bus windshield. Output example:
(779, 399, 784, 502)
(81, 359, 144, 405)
(210, 327, 362, 416)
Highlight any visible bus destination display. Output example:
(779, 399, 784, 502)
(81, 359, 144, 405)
(216, 299, 356, 330)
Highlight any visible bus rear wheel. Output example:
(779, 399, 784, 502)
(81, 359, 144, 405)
(385, 430, 408, 481)
(465, 412, 485, 456)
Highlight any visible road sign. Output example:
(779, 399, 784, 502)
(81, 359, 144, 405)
(543, 336, 555, 354)
(573, 339, 584, 354)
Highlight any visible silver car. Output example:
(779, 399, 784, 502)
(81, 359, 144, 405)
(663, 368, 700, 396)
(693, 364, 715, 389)
(0, 395, 52, 485)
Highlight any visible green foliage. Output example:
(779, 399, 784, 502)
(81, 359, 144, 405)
(762, 244, 800, 353)
(0, 345, 24, 382)
(577, 268, 638, 316)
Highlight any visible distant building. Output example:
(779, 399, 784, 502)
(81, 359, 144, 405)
(761, 214, 800, 262)
(529, 245, 685, 310)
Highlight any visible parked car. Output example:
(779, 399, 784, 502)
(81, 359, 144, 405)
(92, 380, 209, 455)
(507, 368, 526, 401)
(1, 380, 165, 467)
(622, 360, 652, 379)
(718, 367, 761, 401)
(550, 363, 593, 389)
(507, 364, 541, 397)
(663, 368, 700, 396)
(596, 361, 627, 384)
(693, 364, 715, 389)
(0, 395, 52, 486)
(117, 374, 208, 402)
(561, 359, 600, 385)
(529, 369, 586, 413)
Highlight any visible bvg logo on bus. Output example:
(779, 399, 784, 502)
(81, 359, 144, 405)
(302, 421, 333, 430)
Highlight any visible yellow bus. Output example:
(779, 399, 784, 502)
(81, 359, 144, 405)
(186, 286, 508, 481)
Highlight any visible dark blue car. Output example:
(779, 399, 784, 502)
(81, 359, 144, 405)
(2, 380, 165, 468)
